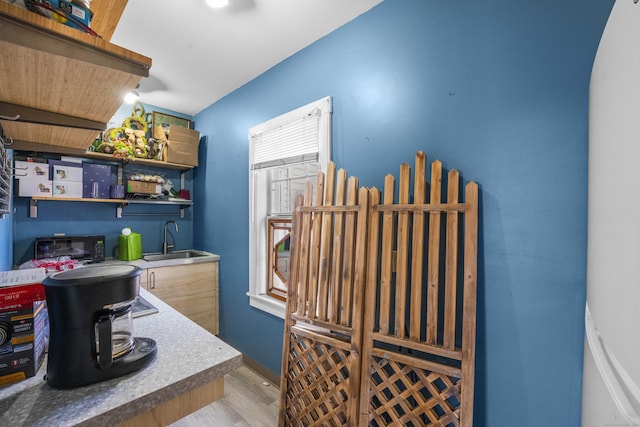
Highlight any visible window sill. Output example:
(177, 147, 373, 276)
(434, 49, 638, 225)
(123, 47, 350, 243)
(247, 292, 285, 319)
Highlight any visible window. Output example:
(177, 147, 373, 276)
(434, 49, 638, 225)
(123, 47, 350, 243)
(267, 217, 291, 301)
(248, 97, 332, 318)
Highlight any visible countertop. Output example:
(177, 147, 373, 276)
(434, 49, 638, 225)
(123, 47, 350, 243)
(101, 250, 220, 269)
(0, 288, 242, 426)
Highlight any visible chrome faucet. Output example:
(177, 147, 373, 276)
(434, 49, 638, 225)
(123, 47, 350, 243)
(163, 220, 179, 254)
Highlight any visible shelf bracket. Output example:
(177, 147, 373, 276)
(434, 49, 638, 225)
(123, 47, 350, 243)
(29, 198, 38, 218)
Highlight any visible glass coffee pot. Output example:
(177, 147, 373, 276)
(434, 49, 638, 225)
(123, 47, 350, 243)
(94, 299, 135, 368)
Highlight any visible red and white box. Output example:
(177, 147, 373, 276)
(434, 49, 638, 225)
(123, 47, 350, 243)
(0, 268, 48, 386)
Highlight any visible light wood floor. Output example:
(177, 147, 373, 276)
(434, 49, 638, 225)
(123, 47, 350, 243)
(169, 365, 280, 427)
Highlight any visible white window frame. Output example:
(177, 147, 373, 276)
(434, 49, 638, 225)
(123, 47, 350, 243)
(247, 97, 332, 319)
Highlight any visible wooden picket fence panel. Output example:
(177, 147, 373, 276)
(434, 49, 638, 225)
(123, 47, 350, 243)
(359, 151, 478, 427)
(279, 151, 478, 427)
(279, 161, 370, 426)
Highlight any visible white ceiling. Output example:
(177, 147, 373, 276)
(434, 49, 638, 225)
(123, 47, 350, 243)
(111, 0, 382, 116)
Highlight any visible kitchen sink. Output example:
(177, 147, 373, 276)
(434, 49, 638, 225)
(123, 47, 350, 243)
(142, 250, 211, 262)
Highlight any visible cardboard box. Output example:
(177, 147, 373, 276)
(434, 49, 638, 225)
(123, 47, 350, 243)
(0, 300, 47, 386)
(48, 160, 81, 180)
(53, 180, 83, 198)
(15, 178, 53, 197)
(166, 126, 200, 166)
(25, 0, 92, 32)
(127, 180, 161, 195)
(0, 268, 46, 290)
(52, 164, 83, 182)
(49, 160, 83, 197)
(0, 268, 47, 386)
(13, 160, 49, 179)
(60, 156, 82, 164)
(82, 163, 112, 199)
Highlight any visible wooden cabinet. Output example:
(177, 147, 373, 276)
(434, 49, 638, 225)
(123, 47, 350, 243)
(142, 262, 219, 335)
(0, 1, 151, 154)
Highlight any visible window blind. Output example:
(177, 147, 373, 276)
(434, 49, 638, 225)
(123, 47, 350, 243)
(250, 108, 321, 170)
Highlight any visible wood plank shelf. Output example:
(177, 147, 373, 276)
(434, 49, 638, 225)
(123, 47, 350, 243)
(28, 196, 193, 218)
(82, 152, 194, 171)
(32, 197, 119, 203)
(0, 1, 152, 153)
(31, 196, 192, 205)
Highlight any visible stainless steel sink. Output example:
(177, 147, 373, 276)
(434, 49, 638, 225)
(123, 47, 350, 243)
(142, 250, 210, 262)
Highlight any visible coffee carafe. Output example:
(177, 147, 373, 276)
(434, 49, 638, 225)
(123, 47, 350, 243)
(43, 265, 157, 389)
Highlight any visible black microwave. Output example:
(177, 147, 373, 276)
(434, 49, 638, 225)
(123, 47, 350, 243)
(34, 235, 106, 263)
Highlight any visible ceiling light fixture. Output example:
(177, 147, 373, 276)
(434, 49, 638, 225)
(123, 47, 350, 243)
(124, 85, 140, 104)
(124, 90, 140, 104)
(205, 0, 229, 8)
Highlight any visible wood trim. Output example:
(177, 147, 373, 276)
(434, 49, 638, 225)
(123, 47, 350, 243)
(82, 152, 194, 171)
(409, 152, 426, 341)
(0, 2, 151, 67)
(370, 347, 462, 379)
(426, 159, 443, 345)
(89, 0, 129, 41)
(116, 377, 224, 427)
(460, 182, 479, 427)
(267, 217, 291, 302)
(4, 136, 93, 156)
(376, 203, 466, 213)
(0, 102, 105, 130)
(370, 332, 462, 361)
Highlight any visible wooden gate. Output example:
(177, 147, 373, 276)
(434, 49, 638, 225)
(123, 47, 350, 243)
(279, 152, 478, 427)
(359, 152, 478, 426)
(279, 161, 370, 426)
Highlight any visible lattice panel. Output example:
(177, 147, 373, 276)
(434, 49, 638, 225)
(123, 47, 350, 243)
(280, 152, 478, 426)
(367, 356, 461, 427)
(282, 333, 352, 426)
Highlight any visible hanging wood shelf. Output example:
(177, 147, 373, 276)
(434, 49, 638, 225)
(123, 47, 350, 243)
(0, 2, 152, 153)
(28, 196, 193, 218)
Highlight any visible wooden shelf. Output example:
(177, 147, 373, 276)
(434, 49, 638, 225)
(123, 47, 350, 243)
(28, 196, 193, 218)
(82, 152, 195, 171)
(32, 197, 118, 203)
(31, 196, 192, 206)
(0, 1, 152, 153)
(125, 198, 193, 207)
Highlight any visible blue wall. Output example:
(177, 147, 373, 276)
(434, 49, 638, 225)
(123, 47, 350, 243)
(193, 0, 614, 425)
(11, 103, 196, 268)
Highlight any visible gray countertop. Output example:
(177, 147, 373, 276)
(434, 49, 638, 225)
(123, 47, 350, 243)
(0, 288, 242, 426)
(100, 250, 220, 269)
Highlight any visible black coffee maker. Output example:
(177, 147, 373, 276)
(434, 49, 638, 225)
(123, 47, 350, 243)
(43, 265, 157, 389)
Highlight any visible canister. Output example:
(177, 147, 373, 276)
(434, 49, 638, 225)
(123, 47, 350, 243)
(118, 228, 142, 261)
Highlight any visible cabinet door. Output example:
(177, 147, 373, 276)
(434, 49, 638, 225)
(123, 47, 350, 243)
(147, 262, 219, 335)
(139, 268, 148, 289)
